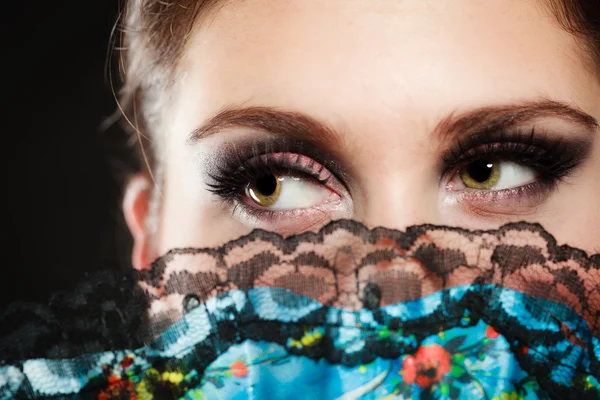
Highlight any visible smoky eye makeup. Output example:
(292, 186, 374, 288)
(202, 120, 594, 225)
(205, 137, 353, 222)
(439, 126, 593, 207)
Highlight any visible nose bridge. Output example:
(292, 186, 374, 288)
(356, 160, 440, 230)
(345, 115, 441, 230)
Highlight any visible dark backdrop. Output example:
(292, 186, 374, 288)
(3, 2, 131, 305)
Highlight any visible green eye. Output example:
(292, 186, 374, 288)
(459, 160, 500, 189)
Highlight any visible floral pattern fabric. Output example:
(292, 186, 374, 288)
(1, 285, 598, 399)
(1, 221, 599, 399)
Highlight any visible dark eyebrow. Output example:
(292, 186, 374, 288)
(189, 100, 598, 148)
(187, 106, 342, 152)
(434, 100, 598, 142)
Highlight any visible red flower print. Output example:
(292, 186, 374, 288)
(120, 356, 134, 369)
(402, 344, 452, 388)
(486, 325, 500, 340)
(97, 375, 136, 400)
(230, 360, 249, 378)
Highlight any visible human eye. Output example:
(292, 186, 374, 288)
(450, 160, 536, 191)
(245, 173, 329, 209)
(206, 140, 351, 226)
(441, 128, 590, 212)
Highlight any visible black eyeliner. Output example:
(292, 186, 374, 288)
(440, 127, 592, 184)
(206, 138, 351, 201)
(206, 126, 592, 212)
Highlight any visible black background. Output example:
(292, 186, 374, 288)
(3, 2, 131, 306)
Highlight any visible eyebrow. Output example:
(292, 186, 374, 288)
(188, 106, 343, 153)
(188, 101, 598, 146)
(433, 100, 598, 142)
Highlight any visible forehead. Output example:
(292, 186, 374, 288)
(172, 0, 598, 133)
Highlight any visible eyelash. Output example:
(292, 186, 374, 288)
(207, 129, 587, 210)
(207, 141, 338, 204)
(441, 128, 583, 183)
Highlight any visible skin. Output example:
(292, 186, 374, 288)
(123, 0, 600, 269)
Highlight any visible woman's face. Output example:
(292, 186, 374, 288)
(126, 0, 600, 267)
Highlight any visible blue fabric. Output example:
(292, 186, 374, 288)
(1, 285, 598, 399)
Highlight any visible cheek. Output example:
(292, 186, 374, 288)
(545, 216, 600, 254)
(155, 147, 253, 252)
(520, 151, 600, 253)
(548, 141, 600, 253)
(158, 189, 253, 252)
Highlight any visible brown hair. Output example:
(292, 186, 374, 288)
(115, 0, 600, 175)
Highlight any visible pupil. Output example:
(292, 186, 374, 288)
(467, 160, 493, 183)
(255, 175, 278, 196)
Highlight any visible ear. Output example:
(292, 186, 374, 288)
(123, 174, 155, 270)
